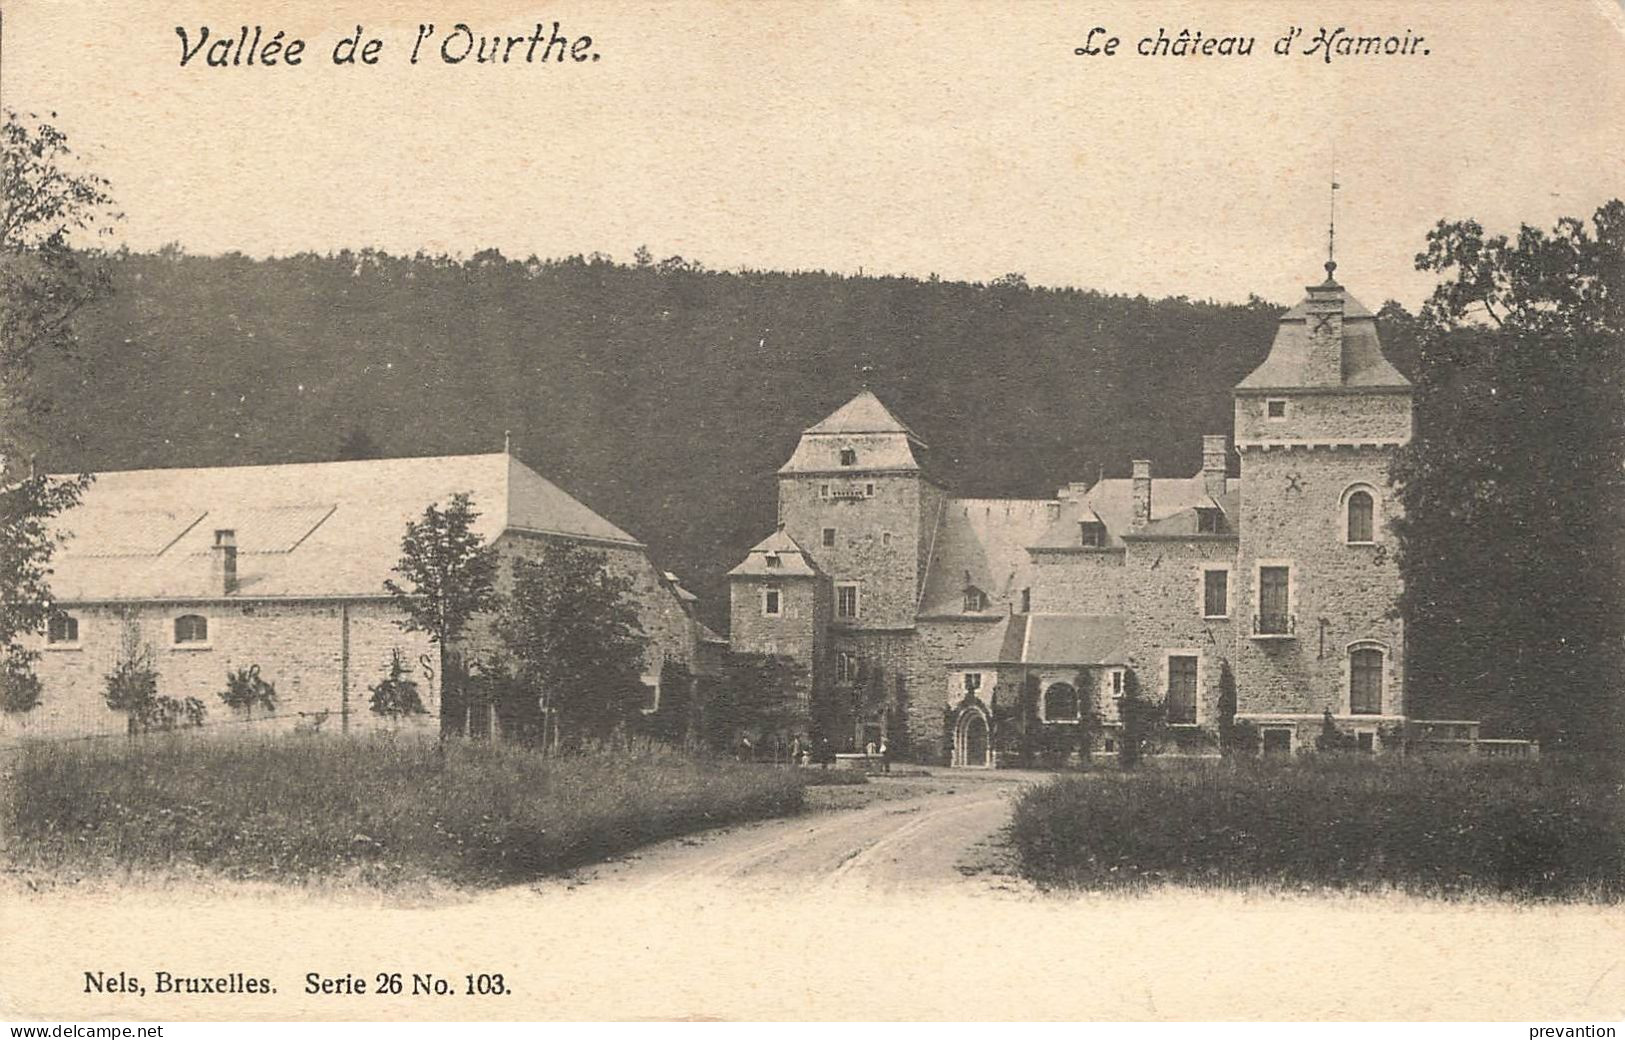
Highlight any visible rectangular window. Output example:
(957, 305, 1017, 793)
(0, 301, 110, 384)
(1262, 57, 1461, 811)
(865, 483, 875, 497)
(1080, 521, 1105, 547)
(1020, 587, 1032, 614)
(837, 652, 859, 683)
(882, 531, 892, 547)
(820, 484, 830, 498)
(836, 584, 859, 619)
(822, 527, 836, 548)
(1262, 727, 1293, 755)
(1111, 670, 1124, 698)
(763, 588, 781, 616)
(964, 673, 982, 695)
(1356, 731, 1376, 753)
(1203, 569, 1229, 618)
(1350, 648, 1384, 715)
(1258, 566, 1290, 634)
(1266, 399, 1288, 420)
(1167, 655, 1198, 725)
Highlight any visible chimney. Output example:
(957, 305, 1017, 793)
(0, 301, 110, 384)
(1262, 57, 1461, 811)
(1303, 263, 1345, 386)
(213, 529, 237, 594)
(1202, 435, 1229, 501)
(1131, 460, 1152, 531)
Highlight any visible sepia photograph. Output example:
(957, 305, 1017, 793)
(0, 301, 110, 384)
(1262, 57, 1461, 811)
(1, 0, 1622, 1027)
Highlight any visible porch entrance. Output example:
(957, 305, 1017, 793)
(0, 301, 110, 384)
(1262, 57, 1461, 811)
(955, 708, 991, 768)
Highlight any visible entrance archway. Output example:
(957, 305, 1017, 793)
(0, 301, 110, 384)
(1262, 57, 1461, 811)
(956, 707, 991, 768)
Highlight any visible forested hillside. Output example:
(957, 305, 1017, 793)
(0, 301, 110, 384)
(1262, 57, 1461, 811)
(34, 249, 1410, 627)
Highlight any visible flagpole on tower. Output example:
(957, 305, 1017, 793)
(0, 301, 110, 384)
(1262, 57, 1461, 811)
(1327, 148, 1340, 282)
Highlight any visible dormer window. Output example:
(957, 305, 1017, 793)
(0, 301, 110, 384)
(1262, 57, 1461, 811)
(1266, 399, 1289, 420)
(1079, 521, 1106, 547)
(839, 448, 857, 467)
(1196, 507, 1223, 534)
(765, 552, 783, 569)
(962, 587, 987, 613)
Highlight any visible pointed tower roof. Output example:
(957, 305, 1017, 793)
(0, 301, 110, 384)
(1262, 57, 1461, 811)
(803, 390, 924, 445)
(1236, 270, 1410, 392)
(727, 527, 824, 578)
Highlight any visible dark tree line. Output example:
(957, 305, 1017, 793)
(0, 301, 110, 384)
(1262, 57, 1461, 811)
(30, 247, 1293, 627)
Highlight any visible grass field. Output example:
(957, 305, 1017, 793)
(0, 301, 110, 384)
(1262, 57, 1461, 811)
(1, 735, 804, 887)
(1010, 754, 1625, 900)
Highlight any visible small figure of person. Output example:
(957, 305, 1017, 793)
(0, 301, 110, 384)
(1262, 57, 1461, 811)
(789, 735, 803, 768)
(817, 736, 832, 769)
(738, 735, 753, 763)
(879, 738, 891, 774)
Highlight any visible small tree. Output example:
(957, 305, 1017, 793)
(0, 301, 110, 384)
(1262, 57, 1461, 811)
(2, 112, 117, 707)
(384, 492, 499, 739)
(1116, 668, 1163, 769)
(1215, 659, 1239, 756)
(0, 658, 42, 714)
(103, 622, 204, 734)
(220, 664, 277, 719)
(645, 658, 695, 745)
(497, 542, 649, 748)
(368, 647, 428, 718)
(1315, 708, 1357, 752)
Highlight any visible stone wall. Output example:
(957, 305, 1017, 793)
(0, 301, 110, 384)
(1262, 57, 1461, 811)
(1119, 537, 1239, 734)
(1027, 548, 1126, 614)
(779, 473, 926, 631)
(11, 599, 436, 744)
(1235, 390, 1412, 444)
(1233, 445, 1406, 720)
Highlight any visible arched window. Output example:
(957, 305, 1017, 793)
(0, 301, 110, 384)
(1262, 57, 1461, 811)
(1350, 646, 1384, 715)
(1043, 682, 1079, 722)
(1347, 489, 1375, 543)
(174, 614, 209, 644)
(47, 614, 79, 644)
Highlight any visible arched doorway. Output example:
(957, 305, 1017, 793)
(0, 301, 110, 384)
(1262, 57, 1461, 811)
(956, 706, 991, 768)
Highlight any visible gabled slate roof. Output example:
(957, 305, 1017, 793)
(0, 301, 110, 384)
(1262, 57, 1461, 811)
(803, 390, 922, 442)
(46, 453, 639, 602)
(950, 613, 1127, 667)
(727, 527, 823, 578)
(917, 498, 1056, 615)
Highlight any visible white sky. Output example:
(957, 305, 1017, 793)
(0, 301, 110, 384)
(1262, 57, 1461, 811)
(4, 0, 1624, 309)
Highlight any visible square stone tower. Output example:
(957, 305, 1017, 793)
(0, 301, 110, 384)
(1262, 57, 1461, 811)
(1231, 262, 1414, 748)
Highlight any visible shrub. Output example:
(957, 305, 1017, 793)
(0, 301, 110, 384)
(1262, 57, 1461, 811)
(369, 648, 427, 718)
(1, 659, 43, 714)
(102, 628, 205, 733)
(1314, 708, 1358, 752)
(221, 664, 278, 717)
(1010, 755, 1625, 900)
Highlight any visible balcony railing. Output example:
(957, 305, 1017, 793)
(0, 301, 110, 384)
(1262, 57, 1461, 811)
(1252, 612, 1296, 637)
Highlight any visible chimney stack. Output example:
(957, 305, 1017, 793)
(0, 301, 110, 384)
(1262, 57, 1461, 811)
(1131, 460, 1152, 530)
(213, 529, 238, 594)
(1202, 435, 1229, 502)
(1302, 272, 1346, 386)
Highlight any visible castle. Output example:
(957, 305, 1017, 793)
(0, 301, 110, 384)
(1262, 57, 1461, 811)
(727, 262, 1413, 764)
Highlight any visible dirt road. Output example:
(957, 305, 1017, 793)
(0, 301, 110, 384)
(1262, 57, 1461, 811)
(558, 771, 1034, 895)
